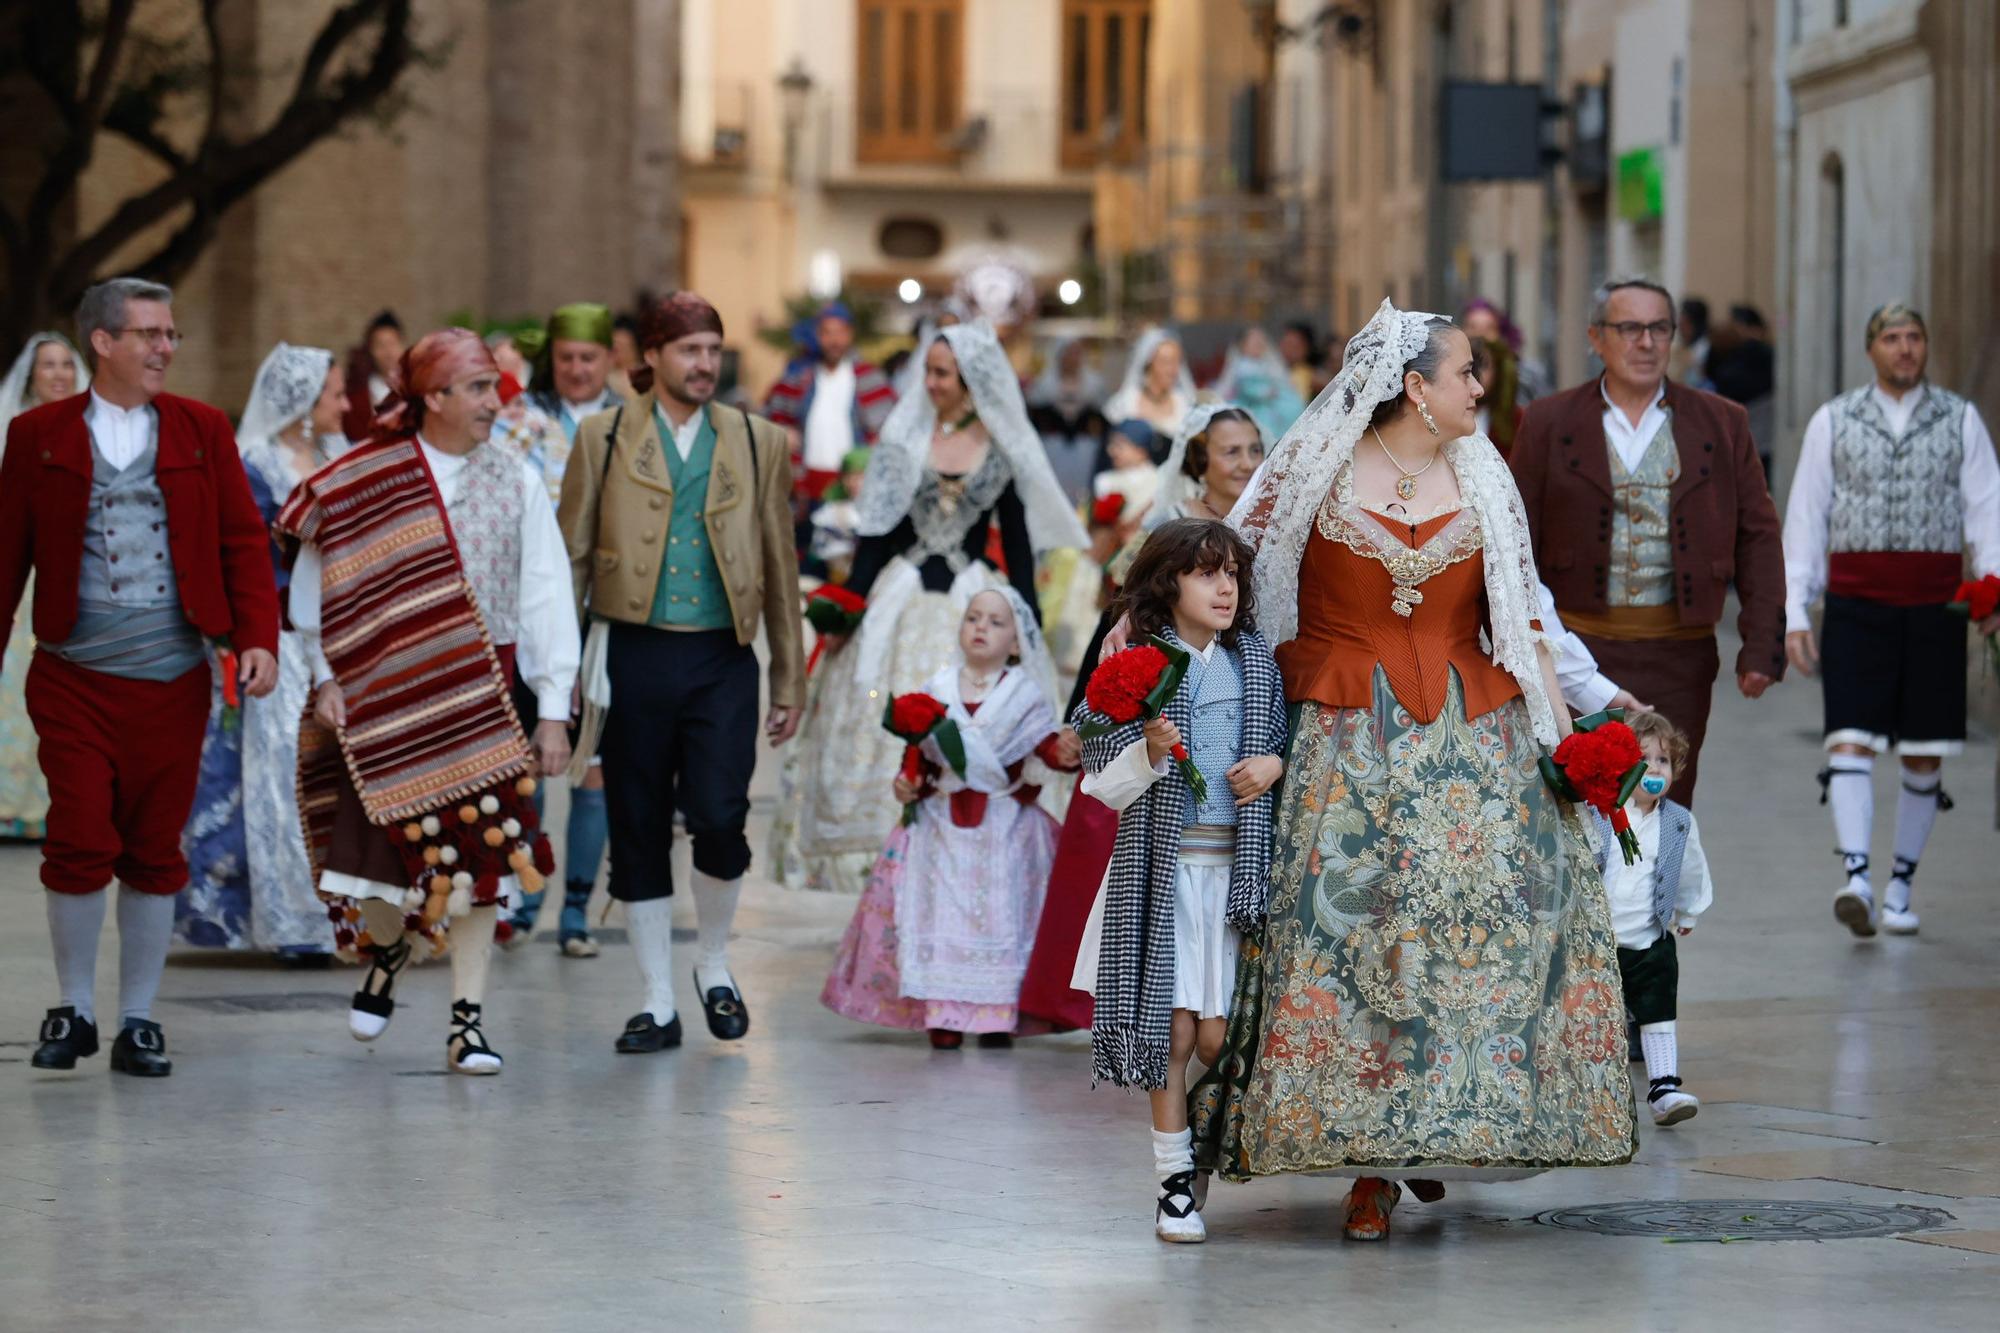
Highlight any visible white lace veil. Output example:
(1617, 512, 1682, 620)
(894, 317, 940, 402)
(236, 343, 337, 494)
(1146, 399, 1257, 527)
(857, 320, 1088, 553)
(1227, 298, 1559, 744)
(1103, 327, 1196, 423)
(0, 332, 90, 436)
(1213, 333, 1288, 401)
(974, 582, 1060, 714)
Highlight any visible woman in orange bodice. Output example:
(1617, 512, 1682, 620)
(1190, 303, 1636, 1239)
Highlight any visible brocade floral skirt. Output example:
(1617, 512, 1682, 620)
(1192, 667, 1637, 1182)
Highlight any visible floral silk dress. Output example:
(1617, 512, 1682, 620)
(1191, 488, 1636, 1181)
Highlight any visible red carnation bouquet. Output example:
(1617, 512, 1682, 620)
(881, 691, 966, 825)
(1077, 636, 1207, 803)
(1540, 709, 1648, 864)
(803, 584, 868, 676)
(1089, 493, 1127, 528)
(1949, 574, 2000, 675)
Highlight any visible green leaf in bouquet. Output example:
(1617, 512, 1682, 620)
(932, 718, 968, 778)
(1615, 762, 1648, 807)
(1538, 754, 1579, 801)
(1141, 635, 1194, 716)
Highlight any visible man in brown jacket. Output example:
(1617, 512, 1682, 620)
(557, 291, 804, 1054)
(1510, 277, 1786, 804)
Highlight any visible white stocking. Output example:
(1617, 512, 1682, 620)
(450, 906, 497, 1007)
(626, 897, 677, 1023)
(691, 870, 741, 994)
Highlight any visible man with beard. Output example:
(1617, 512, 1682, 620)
(2, 277, 279, 1077)
(1784, 304, 2000, 937)
(283, 328, 577, 1074)
(559, 292, 804, 1052)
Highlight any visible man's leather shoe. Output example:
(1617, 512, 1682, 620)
(696, 972, 750, 1041)
(31, 1006, 100, 1069)
(109, 1020, 173, 1077)
(614, 1012, 683, 1054)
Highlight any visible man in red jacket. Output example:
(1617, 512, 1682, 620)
(0, 277, 280, 1078)
(1510, 277, 1787, 805)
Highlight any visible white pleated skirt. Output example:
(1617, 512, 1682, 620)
(1072, 846, 1239, 1020)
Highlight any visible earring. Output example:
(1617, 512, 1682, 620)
(1416, 399, 1441, 437)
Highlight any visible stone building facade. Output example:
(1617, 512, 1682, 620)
(36, 0, 680, 413)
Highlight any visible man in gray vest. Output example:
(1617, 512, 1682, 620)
(0, 277, 280, 1077)
(1784, 304, 2000, 938)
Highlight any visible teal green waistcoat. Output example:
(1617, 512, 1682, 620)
(648, 406, 733, 630)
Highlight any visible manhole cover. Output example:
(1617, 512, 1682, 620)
(1535, 1199, 1952, 1241)
(167, 992, 350, 1014)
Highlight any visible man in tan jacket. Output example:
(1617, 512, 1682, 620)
(557, 291, 804, 1054)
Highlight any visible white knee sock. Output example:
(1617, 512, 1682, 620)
(1151, 1126, 1194, 1178)
(1824, 753, 1874, 878)
(1640, 1021, 1678, 1085)
(626, 897, 677, 1023)
(1888, 767, 1943, 910)
(116, 886, 176, 1024)
(691, 870, 741, 994)
(449, 906, 497, 1007)
(46, 887, 109, 1023)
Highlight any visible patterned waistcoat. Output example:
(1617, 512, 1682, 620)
(448, 443, 526, 645)
(1607, 422, 1680, 606)
(1827, 384, 1968, 555)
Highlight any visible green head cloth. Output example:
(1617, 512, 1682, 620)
(528, 302, 614, 388)
(840, 447, 872, 475)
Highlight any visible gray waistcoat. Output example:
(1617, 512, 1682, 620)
(46, 439, 204, 681)
(1606, 421, 1679, 607)
(1827, 384, 1968, 555)
(1182, 641, 1246, 828)
(1594, 800, 1690, 935)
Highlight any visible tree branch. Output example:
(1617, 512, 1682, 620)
(25, 0, 136, 237)
(50, 0, 414, 300)
(198, 0, 225, 153)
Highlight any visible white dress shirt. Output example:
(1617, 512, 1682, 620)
(1600, 378, 1670, 474)
(659, 403, 707, 462)
(85, 392, 156, 471)
(1601, 800, 1713, 950)
(292, 438, 580, 720)
(802, 358, 857, 473)
(560, 388, 617, 436)
(1781, 384, 2000, 632)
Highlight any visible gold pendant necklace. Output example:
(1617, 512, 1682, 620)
(1374, 428, 1437, 502)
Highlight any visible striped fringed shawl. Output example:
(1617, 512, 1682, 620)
(1075, 625, 1288, 1090)
(277, 438, 534, 858)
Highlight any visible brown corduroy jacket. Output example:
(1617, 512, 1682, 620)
(1509, 377, 1788, 681)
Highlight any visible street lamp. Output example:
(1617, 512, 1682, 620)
(779, 59, 814, 183)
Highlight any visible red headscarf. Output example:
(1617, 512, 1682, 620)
(630, 293, 725, 394)
(372, 327, 498, 437)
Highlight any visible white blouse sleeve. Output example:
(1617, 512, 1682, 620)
(1782, 404, 1837, 634)
(289, 544, 336, 688)
(510, 461, 582, 720)
(1539, 582, 1619, 714)
(1959, 404, 2000, 581)
(1079, 735, 1170, 812)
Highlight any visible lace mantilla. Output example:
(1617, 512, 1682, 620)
(1148, 399, 1256, 527)
(1229, 298, 1558, 744)
(238, 343, 336, 456)
(858, 321, 1087, 555)
(0, 332, 90, 435)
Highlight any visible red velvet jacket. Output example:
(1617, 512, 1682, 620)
(0, 391, 281, 667)
(1509, 377, 1787, 681)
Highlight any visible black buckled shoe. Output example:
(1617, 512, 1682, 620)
(31, 1006, 100, 1069)
(614, 1011, 683, 1054)
(695, 971, 750, 1041)
(109, 1020, 173, 1077)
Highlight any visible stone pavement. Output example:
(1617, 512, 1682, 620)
(2, 635, 1998, 1332)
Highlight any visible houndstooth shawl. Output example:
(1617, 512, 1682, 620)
(1075, 625, 1288, 1090)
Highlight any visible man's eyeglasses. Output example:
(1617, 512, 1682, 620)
(116, 327, 185, 348)
(1596, 320, 1674, 346)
